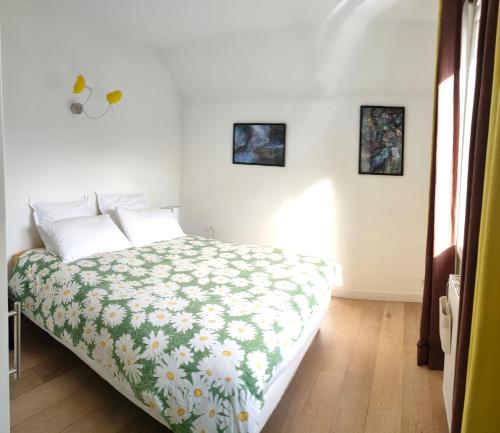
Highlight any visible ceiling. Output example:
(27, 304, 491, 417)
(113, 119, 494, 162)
(11, 0, 439, 100)
(28, 0, 438, 48)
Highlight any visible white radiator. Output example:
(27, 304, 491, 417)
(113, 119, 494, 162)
(441, 274, 461, 431)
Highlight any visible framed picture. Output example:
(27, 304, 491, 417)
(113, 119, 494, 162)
(359, 105, 405, 176)
(233, 123, 286, 167)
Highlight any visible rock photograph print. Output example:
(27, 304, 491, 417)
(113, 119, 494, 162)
(233, 123, 286, 167)
(359, 106, 404, 175)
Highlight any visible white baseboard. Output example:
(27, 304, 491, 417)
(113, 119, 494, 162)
(331, 288, 422, 303)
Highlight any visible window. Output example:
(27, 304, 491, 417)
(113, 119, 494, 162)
(456, 0, 481, 273)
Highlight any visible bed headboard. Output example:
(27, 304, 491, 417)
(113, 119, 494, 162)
(7, 198, 180, 274)
(162, 205, 180, 221)
(7, 193, 99, 262)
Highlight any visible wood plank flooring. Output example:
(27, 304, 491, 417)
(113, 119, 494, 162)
(9, 299, 449, 433)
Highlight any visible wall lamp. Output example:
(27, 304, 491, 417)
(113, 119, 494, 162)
(70, 75, 122, 119)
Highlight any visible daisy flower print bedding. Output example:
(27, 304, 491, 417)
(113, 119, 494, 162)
(9, 236, 336, 433)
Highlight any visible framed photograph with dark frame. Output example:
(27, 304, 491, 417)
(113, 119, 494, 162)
(359, 105, 405, 176)
(232, 123, 286, 167)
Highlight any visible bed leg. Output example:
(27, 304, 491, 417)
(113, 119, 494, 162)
(8, 300, 14, 350)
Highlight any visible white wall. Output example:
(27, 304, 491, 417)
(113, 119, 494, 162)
(1, 0, 181, 259)
(0, 0, 438, 300)
(179, 17, 437, 300)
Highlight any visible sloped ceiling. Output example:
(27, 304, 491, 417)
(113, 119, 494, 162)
(13, 0, 439, 100)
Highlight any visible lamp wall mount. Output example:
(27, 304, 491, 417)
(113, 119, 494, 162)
(70, 103, 84, 114)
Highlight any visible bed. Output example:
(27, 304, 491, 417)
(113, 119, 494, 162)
(8, 235, 340, 433)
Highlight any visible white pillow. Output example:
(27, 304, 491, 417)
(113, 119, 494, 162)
(31, 198, 94, 253)
(41, 215, 131, 263)
(116, 207, 185, 247)
(97, 193, 150, 215)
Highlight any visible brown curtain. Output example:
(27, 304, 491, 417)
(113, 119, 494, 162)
(418, 0, 464, 370)
(451, 0, 499, 431)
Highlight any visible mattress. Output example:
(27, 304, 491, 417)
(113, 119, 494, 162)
(9, 236, 338, 433)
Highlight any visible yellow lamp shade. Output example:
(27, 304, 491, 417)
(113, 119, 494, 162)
(73, 75, 86, 94)
(106, 90, 122, 104)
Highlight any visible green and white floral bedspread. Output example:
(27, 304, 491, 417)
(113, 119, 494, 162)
(9, 236, 336, 433)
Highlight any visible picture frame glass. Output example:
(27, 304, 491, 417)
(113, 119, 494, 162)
(359, 106, 404, 175)
(233, 123, 286, 167)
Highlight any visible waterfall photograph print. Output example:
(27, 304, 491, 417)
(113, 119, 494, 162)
(233, 123, 286, 167)
(359, 106, 404, 175)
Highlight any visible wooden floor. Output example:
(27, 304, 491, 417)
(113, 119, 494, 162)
(9, 299, 449, 433)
